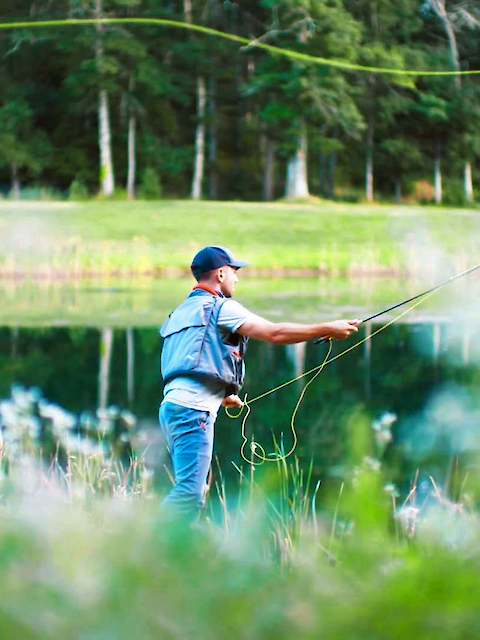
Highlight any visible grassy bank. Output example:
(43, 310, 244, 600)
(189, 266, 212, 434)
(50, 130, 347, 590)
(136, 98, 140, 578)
(1, 199, 480, 276)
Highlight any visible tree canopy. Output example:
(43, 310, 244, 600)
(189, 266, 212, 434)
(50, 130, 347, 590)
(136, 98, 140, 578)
(0, 0, 479, 203)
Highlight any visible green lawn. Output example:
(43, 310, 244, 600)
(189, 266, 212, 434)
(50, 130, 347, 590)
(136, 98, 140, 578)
(1, 199, 479, 275)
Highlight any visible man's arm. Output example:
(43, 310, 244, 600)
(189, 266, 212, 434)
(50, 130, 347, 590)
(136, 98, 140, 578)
(236, 315, 360, 344)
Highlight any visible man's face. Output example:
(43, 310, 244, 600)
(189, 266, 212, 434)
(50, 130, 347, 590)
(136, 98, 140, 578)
(218, 265, 239, 298)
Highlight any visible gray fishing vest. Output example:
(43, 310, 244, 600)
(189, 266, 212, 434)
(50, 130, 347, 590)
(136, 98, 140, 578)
(160, 288, 248, 395)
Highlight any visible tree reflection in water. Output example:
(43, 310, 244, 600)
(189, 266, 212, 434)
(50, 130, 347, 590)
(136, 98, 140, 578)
(1, 321, 480, 493)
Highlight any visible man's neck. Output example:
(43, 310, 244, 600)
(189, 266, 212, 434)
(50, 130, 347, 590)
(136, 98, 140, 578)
(193, 283, 223, 297)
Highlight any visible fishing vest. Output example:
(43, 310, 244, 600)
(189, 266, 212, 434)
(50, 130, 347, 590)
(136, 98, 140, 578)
(160, 287, 249, 395)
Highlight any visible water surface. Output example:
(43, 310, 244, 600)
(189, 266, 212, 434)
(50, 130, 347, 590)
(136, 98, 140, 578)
(2, 275, 480, 494)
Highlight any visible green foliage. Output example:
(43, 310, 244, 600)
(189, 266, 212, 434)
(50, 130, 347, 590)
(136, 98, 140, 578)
(443, 178, 468, 207)
(102, 188, 130, 200)
(1, 1, 480, 201)
(69, 178, 89, 201)
(8, 186, 64, 201)
(139, 167, 162, 200)
(0, 99, 52, 180)
(0, 432, 478, 638)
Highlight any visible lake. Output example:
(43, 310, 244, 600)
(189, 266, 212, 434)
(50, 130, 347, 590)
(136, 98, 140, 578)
(1, 275, 480, 496)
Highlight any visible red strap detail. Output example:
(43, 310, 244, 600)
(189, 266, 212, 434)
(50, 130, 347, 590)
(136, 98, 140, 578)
(232, 350, 241, 359)
(193, 284, 221, 297)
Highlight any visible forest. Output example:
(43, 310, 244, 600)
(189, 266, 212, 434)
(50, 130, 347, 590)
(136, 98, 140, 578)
(1, 0, 480, 205)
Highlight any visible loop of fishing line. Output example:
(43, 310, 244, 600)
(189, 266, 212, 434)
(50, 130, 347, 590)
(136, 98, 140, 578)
(227, 285, 441, 465)
(227, 341, 332, 465)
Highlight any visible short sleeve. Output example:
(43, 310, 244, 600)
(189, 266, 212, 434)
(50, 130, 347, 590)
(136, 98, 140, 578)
(217, 300, 254, 333)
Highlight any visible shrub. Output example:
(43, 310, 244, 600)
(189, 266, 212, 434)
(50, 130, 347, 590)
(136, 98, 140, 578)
(69, 178, 89, 201)
(334, 186, 363, 203)
(443, 179, 469, 207)
(411, 180, 434, 203)
(140, 167, 162, 200)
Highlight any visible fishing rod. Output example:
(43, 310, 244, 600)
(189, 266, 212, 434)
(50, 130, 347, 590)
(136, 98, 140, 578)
(229, 262, 480, 464)
(314, 261, 480, 345)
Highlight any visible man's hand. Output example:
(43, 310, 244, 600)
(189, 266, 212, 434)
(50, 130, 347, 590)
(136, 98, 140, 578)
(222, 394, 243, 408)
(323, 319, 360, 340)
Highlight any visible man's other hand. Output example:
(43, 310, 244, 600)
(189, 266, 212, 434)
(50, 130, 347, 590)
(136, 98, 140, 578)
(222, 394, 243, 408)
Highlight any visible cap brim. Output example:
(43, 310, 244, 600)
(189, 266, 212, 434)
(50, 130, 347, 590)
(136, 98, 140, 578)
(229, 260, 249, 269)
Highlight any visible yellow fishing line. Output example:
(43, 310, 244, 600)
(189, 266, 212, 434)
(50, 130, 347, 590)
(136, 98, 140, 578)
(1, 17, 479, 77)
(228, 285, 441, 465)
(227, 340, 332, 465)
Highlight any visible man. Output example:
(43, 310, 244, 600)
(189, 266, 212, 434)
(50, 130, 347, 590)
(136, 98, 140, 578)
(159, 245, 359, 518)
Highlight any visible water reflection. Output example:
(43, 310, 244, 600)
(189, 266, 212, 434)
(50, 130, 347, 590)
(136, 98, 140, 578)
(1, 321, 480, 490)
(0, 275, 463, 327)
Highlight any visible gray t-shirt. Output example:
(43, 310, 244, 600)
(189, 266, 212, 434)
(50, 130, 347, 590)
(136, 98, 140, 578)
(162, 299, 255, 416)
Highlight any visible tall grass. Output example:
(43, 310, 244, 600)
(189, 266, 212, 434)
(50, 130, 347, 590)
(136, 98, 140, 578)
(1, 446, 480, 639)
(2, 387, 480, 638)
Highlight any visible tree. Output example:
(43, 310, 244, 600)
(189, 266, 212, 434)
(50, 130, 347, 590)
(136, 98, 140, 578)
(0, 3, 55, 197)
(244, 0, 363, 199)
(344, 0, 424, 201)
(61, 0, 150, 196)
(422, 0, 480, 202)
(0, 99, 51, 198)
(181, 0, 239, 200)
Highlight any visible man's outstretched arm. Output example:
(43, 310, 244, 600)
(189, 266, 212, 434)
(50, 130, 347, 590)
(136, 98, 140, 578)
(236, 316, 360, 344)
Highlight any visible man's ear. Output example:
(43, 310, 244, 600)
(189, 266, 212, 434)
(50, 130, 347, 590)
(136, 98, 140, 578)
(218, 268, 224, 281)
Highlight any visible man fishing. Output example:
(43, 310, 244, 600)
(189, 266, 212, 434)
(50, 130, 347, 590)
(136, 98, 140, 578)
(159, 245, 359, 519)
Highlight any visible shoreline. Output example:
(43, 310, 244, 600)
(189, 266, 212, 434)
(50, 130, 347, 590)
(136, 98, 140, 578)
(0, 265, 407, 280)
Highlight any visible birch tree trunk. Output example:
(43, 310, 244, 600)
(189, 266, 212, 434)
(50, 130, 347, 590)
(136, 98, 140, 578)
(285, 122, 309, 199)
(191, 75, 206, 200)
(95, 1, 115, 196)
(365, 122, 374, 202)
(11, 163, 20, 199)
(183, 0, 205, 200)
(428, 0, 473, 201)
(434, 148, 442, 204)
(98, 90, 115, 196)
(328, 130, 338, 199)
(394, 178, 402, 203)
(263, 138, 275, 201)
(127, 113, 136, 200)
(184, 0, 192, 23)
(293, 342, 306, 379)
(464, 162, 473, 203)
(11, 327, 19, 359)
(432, 1, 461, 84)
(126, 328, 135, 406)
(364, 323, 371, 400)
(208, 76, 218, 200)
(126, 75, 136, 200)
(98, 327, 113, 410)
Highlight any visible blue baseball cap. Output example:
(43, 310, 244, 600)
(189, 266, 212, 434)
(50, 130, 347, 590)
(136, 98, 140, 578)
(191, 245, 249, 277)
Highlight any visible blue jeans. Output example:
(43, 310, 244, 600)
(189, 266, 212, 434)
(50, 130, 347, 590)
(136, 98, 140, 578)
(159, 401, 215, 518)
